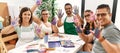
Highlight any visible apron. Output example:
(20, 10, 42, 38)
(64, 17, 78, 35)
(15, 26, 35, 47)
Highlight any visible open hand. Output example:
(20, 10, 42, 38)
(51, 17, 57, 25)
(36, 0, 42, 6)
(11, 17, 19, 27)
(75, 25, 83, 33)
(57, 9, 64, 19)
(35, 25, 41, 34)
(73, 6, 79, 15)
(94, 20, 103, 38)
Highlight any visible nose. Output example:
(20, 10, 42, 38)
(97, 15, 102, 21)
(26, 14, 30, 17)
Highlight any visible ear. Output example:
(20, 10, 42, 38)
(108, 13, 112, 20)
(109, 13, 112, 17)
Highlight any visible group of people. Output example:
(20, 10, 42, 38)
(1, 0, 120, 53)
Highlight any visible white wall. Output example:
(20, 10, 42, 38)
(115, 0, 120, 30)
(0, 0, 35, 18)
(0, 0, 120, 30)
(85, 0, 113, 13)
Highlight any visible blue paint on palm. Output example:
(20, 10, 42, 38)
(94, 28, 100, 38)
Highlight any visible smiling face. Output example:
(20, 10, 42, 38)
(64, 3, 73, 16)
(65, 5, 72, 15)
(22, 11, 31, 23)
(96, 8, 112, 26)
(84, 12, 92, 23)
(19, 7, 32, 26)
(41, 10, 49, 22)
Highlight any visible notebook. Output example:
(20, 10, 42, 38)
(60, 40, 75, 48)
(48, 41, 61, 48)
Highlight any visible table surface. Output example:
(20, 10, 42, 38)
(8, 33, 85, 53)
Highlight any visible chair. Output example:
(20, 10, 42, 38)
(0, 33, 18, 53)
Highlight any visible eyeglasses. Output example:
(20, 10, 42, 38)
(96, 13, 108, 17)
(42, 13, 48, 15)
(84, 14, 90, 18)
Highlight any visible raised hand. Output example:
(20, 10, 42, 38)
(51, 17, 57, 25)
(94, 28, 101, 38)
(35, 25, 41, 34)
(57, 9, 64, 19)
(94, 20, 103, 38)
(11, 17, 19, 27)
(73, 6, 79, 15)
(73, 16, 80, 26)
(36, 0, 42, 6)
(76, 26, 82, 33)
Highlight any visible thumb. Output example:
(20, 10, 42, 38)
(89, 30, 94, 35)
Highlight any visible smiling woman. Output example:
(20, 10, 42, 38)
(1, 6, 44, 48)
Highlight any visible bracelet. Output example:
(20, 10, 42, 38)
(103, 36, 105, 39)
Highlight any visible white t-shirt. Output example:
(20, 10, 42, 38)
(65, 16, 74, 23)
(40, 22, 52, 34)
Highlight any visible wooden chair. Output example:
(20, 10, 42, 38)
(0, 33, 18, 53)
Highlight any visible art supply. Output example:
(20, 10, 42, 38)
(44, 33, 48, 43)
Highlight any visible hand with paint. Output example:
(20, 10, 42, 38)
(57, 9, 64, 19)
(76, 26, 82, 33)
(11, 17, 19, 27)
(51, 17, 57, 25)
(73, 6, 79, 15)
(35, 25, 41, 34)
(94, 28, 101, 38)
(36, 0, 42, 6)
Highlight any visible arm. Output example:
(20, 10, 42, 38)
(98, 35, 120, 53)
(78, 32, 94, 43)
(1, 25, 15, 34)
(51, 17, 59, 33)
(31, 0, 42, 13)
(57, 18, 63, 27)
(31, 0, 42, 25)
(33, 16, 41, 25)
(76, 14, 84, 25)
(37, 31, 44, 39)
(34, 25, 44, 39)
(57, 9, 64, 27)
(31, 4, 42, 25)
(31, 4, 39, 13)
(51, 24, 59, 33)
(76, 25, 94, 43)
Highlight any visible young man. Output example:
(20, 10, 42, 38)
(77, 4, 120, 53)
(57, 3, 83, 35)
(92, 4, 120, 53)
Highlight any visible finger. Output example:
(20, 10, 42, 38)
(81, 27, 85, 31)
(90, 30, 94, 34)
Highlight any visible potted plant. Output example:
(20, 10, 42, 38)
(36, 0, 57, 22)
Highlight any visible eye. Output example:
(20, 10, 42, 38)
(96, 13, 107, 17)
(24, 13, 27, 15)
(28, 14, 31, 16)
(101, 13, 107, 16)
(85, 14, 90, 17)
(96, 14, 100, 17)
